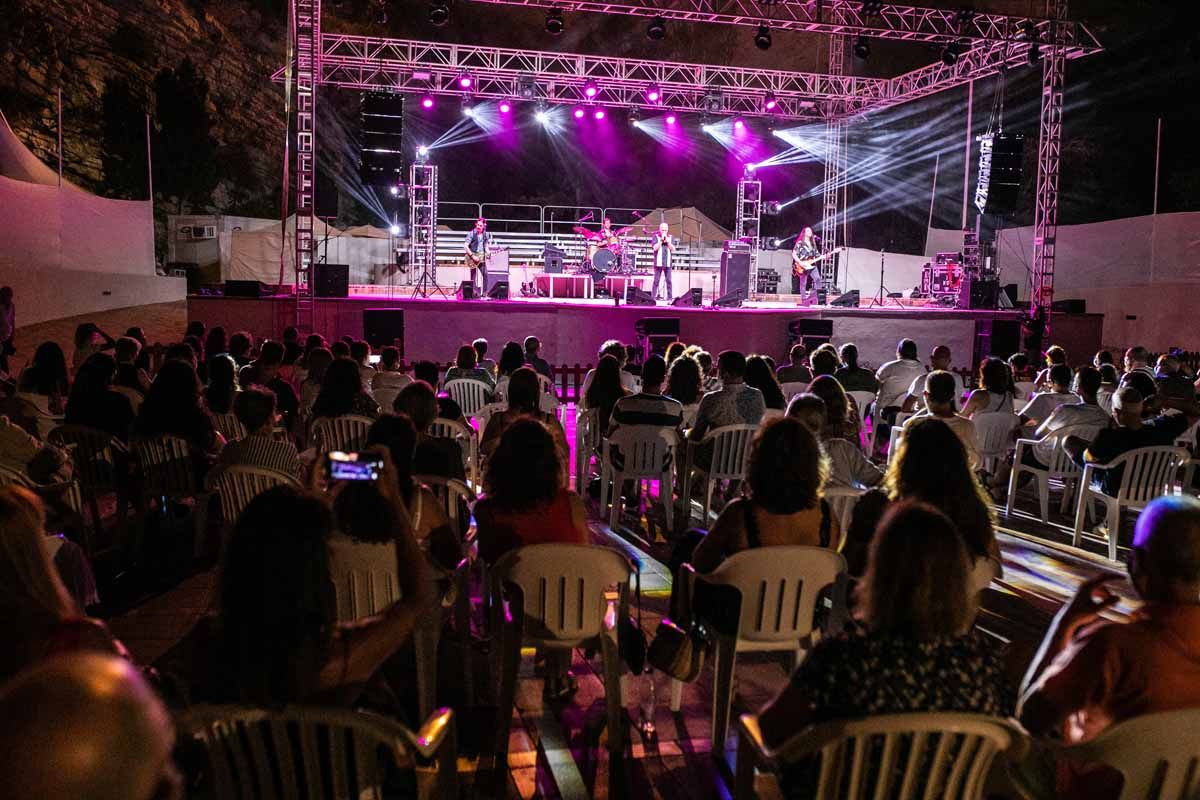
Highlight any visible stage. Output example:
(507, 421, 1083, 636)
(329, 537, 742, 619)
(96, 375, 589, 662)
(188, 291, 1104, 369)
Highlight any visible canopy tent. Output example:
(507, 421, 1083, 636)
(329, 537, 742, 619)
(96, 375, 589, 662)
(341, 224, 392, 239)
(227, 216, 394, 285)
(630, 206, 733, 243)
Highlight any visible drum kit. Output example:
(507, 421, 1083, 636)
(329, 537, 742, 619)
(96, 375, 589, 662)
(572, 224, 639, 275)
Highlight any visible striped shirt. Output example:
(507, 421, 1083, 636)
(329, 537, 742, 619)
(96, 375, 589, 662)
(610, 393, 684, 430)
(216, 433, 303, 479)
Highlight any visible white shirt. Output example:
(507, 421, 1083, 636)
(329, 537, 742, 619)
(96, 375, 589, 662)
(875, 358, 927, 410)
(904, 411, 979, 469)
(579, 367, 637, 399)
(372, 370, 412, 392)
(1019, 391, 1079, 424)
(1031, 401, 1110, 465)
(905, 371, 965, 411)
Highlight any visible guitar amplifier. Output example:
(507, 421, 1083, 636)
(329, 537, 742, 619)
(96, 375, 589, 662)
(543, 245, 565, 274)
(720, 242, 752, 301)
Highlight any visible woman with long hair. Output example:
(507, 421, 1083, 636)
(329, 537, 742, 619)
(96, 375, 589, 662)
(494, 340, 530, 401)
(690, 417, 836, 573)
(134, 359, 221, 460)
(311, 357, 380, 421)
(962, 357, 1017, 418)
(298, 346, 333, 418)
(807, 374, 861, 445)
(17, 341, 70, 414)
(0, 487, 126, 681)
(756, 500, 1013, 758)
(444, 344, 496, 389)
(744, 354, 786, 411)
(666, 354, 704, 427)
(480, 368, 569, 474)
(64, 353, 136, 442)
(203, 327, 228, 362)
(204, 354, 240, 416)
(582, 354, 628, 436)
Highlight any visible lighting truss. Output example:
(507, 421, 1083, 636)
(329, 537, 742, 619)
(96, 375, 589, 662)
(1031, 0, 1067, 326)
(461, 0, 1101, 54)
(820, 34, 847, 290)
(292, 0, 320, 331)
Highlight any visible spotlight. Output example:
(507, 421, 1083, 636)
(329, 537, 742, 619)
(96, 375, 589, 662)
(665, 113, 677, 125)
(389, 186, 400, 196)
(427, 0, 449, 26)
(498, 100, 512, 114)
(763, 93, 777, 112)
(764, 200, 782, 215)
(582, 80, 599, 99)
(647, 16, 666, 40)
(517, 74, 537, 100)
(461, 96, 474, 116)
(389, 224, 401, 235)
(733, 117, 745, 131)
(703, 91, 723, 114)
(941, 41, 964, 66)
(420, 95, 434, 109)
(629, 108, 640, 125)
(594, 108, 606, 120)
(535, 109, 550, 125)
(860, 1, 883, 14)
(754, 24, 772, 50)
(701, 123, 713, 133)
(573, 107, 585, 119)
(416, 144, 430, 158)
(457, 75, 473, 90)
(544, 8, 564, 35)
(956, 7, 976, 25)
(646, 84, 662, 103)
(853, 35, 870, 59)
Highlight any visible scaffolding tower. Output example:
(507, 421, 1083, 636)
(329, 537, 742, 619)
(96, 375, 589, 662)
(408, 163, 440, 296)
(735, 176, 762, 275)
(292, 0, 320, 331)
(1031, 0, 1068, 326)
(821, 32, 848, 290)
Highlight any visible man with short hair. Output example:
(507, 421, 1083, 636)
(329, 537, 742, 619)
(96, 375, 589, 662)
(1017, 496, 1200, 800)
(524, 336, 553, 380)
(903, 370, 979, 468)
(902, 345, 963, 413)
(810, 347, 839, 378)
(464, 218, 492, 296)
(412, 360, 466, 424)
(350, 340, 375, 391)
(216, 386, 302, 478)
(113, 336, 151, 393)
(874, 339, 927, 413)
(609, 355, 683, 433)
(689, 350, 765, 441)
(788, 393, 881, 489)
(395, 380, 466, 480)
(1123, 345, 1154, 381)
(239, 340, 300, 431)
(372, 345, 412, 394)
(1156, 353, 1196, 404)
(1019, 363, 1079, 426)
(1026, 365, 1111, 468)
(473, 338, 496, 376)
(775, 343, 812, 385)
(228, 331, 253, 367)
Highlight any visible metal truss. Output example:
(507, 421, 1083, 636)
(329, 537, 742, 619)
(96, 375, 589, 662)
(293, 0, 320, 330)
(820, 35, 847, 289)
(463, 0, 1101, 53)
(735, 177, 762, 274)
(1031, 0, 1067, 322)
(409, 163, 440, 290)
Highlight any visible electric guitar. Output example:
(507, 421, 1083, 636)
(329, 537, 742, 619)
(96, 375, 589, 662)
(466, 246, 508, 270)
(792, 246, 845, 278)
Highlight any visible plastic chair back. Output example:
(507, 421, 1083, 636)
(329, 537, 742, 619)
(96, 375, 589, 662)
(781, 382, 809, 401)
(310, 414, 373, 454)
(209, 465, 300, 527)
(428, 417, 476, 478)
(416, 474, 476, 539)
(1058, 708, 1200, 800)
(328, 535, 400, 621)
(606, 425, 676, 479)
(846, 391, 876, 421)
(974, 411, 1018, 471)
(574, 407, 601, 486)
(372, 386, 402, 415)
(704, 424, 758, 482)
(131, 435, 196, 499)
(210, 412, 246, 444)
(1114, 446, 1190, 504)
(444, 379, 491, 418)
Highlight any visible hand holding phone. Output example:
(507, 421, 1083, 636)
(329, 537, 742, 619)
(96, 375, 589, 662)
(326, 451, 384, 482)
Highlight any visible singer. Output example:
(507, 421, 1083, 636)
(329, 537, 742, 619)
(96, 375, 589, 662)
(651, 222, 676, 302)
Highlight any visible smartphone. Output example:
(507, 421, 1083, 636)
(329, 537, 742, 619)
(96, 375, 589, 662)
(326, 451, 383, 482)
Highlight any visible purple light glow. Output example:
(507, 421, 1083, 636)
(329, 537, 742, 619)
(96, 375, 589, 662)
(665, 114, 677, 125)
(584, 87, 598, 98)
(498, 100, 512, 114)
(594, 109, 606, 120)
(764, 98, 777, 111)
(421, 95, 434, 109)
(458, 76, 473, 89)
(733, 118, 745, 130)
(573, 107, 586, 119)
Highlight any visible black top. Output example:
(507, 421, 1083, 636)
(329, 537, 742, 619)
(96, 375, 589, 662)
(1086, 414, 1191, 494)
(65, 391, 136, 442)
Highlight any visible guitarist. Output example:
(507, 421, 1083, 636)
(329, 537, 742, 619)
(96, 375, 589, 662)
(463, 217, 491, 296)
(791, 226, 824, 304)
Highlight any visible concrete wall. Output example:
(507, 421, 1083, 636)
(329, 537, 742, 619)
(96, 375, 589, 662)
(0, 265, 186, 327)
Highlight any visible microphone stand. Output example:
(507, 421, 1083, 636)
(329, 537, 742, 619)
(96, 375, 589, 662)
(869, 246, 901, 308)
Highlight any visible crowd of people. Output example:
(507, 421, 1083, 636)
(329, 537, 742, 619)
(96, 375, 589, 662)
(1, 309, 1199, 797)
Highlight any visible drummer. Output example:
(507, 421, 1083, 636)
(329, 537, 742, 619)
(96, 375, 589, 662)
(586, 216, 621, 265)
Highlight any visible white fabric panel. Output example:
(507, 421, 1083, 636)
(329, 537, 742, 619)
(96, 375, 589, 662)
(0, 176, 62, 272)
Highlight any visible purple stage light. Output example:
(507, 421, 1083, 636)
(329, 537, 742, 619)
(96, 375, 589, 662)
(646, 84, 662, 103)
(594, 109, 606, 120)
(583, 80, 599, 99)
(764, 96, 778, 111)
(733, 117, 745, 131)
(498, 100, 512, 114)
(421, 95, 434, 109)
(573, 107, 586, 119)
(665, 113, 677, 125)
(458, 76, 473, 89)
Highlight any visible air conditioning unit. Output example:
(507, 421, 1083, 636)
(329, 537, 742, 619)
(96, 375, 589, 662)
(189, 225, 217, 240)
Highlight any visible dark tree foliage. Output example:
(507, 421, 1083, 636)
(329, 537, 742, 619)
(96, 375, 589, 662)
(101, 78, 148, 199)
(108, 21, 156, 66)
(153, 58, 219, 212)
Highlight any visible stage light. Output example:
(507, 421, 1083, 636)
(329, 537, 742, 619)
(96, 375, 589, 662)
(374, 2, 387, 24)
(747, 164, 758, 173)
(665, 113, 677, 125)
(544, 8, 564, 35)
(629, 108, 641, 125)
(733, 117, 745, 131)
(573, 107, 585, 119)
(416, 144, 430, 157)
(854, 35, 871, 59)
(754, 24, 772, 50)
(461, 96, 474, 117)
(941, 41, 964, 66)
(389, 224, 401, 235)
(860, 1, 884, 15)
(703, 91, 723, 114)
(701, 123, 713, 133)
(593, 108, 606, 120)
(535, 109, 550, 125)
(389, 186, 400, 196)
(646, 84, 662, 103)
(582, 80, 599, 99)
(498, 100, 512, 114)
(517, 74, 537, 100)
(763, 93, 777, 112)
(427, 0, 449, 26)
(457, 75, 473, 90)
(647, 16, 666, 40)
(956, 7, 976, 25)
(420, 95, 434, 109)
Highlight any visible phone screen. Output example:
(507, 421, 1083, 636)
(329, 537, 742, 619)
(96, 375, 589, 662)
(326, 451, 383, 482)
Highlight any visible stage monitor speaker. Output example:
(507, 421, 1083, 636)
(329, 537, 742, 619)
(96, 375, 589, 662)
(719, 250, 752, 301)
(456, 281, 475, 301)
(315, 169, 338, 219)
(979, 134, 1025, 216)
(787, 318, 834, 350)
(625, 287, 656, 306)
(224, 280, 271, 298)
(672, 288, 703, 307)
(362, 309, 405, 356)
(1051, 298, 1086, 314)
(634, 317, 681, 337)
(830, 290, 860, 308)
(313, 264, 349, 298)
(487, 281, 509, 300)
(485, 270, 509, 296)
(543, 246, 565, 274)
(973, 319, 1022, 365)
(958, 276, 1001, 310)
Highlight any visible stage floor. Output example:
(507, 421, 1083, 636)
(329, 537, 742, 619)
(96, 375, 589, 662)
(188, 292, 1102, 367)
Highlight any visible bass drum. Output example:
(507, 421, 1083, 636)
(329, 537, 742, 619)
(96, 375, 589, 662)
(591, 248, 617, 274)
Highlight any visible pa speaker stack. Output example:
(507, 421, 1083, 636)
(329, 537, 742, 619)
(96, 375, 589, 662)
(360, 92, 406, 220)
(625, 287, 656, 306)
(976, 134, 1025, 217)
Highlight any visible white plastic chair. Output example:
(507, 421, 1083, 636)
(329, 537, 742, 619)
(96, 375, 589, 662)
(489, 543, 631, 760)
(600, 426, 677, 530)
(443, 378, 491, 418)
(309, 414, 374, 454)
(781, 381, 809, 402)
(574, 407, 602, 491)
(1175, 418, 1199, 455)
(1073, 445, 1190, 560)
(206, 465, 300, 529)
(973, 410, 1019, 474)
(210, 412, 246, 444)
(736, 711, 1025, 800)
(884, 411, 915, 463)
(131, 434, 211, 555)
(846, 390, 876, 449)
(672, 546, 847, 751)
(1005, 423, 1102, 523)
(428, 417, 478, 486)
(537, 372, 555, 396)
(327, 535, 472, 719)
(823, 486, 865, 547)
(178, 705, 457, 800)
(682, 424, 758, 525)
(372, 386, 402, 414)
(539, 391, 560, 418)
(1052, 708, 1200, 800)
(415, 474, 476, 543)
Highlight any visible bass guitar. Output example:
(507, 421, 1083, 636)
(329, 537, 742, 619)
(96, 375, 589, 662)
(792, 246, 845, 278)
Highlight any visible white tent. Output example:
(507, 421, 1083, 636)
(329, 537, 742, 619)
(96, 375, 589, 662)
(227, 217, 395, 285)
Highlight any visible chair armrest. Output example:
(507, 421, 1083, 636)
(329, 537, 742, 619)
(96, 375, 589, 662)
(737, 714, 777, 772)
(410, 707, 455, 760)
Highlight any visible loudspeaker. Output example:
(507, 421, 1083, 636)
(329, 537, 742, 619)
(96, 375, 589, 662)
(973, 319, 1022, 365)
(456, 281, 475, 300)
(958, 276, 1000, 310)
(486, 281, 509, 300)
(224, 280, 271, 298)
(713, 289, 745, 308)
(980, 134, 1025, 216)
(315, 169, 338, 219)
(313, 264, 349, 298)
(543, 245, 564, 274)
(719, 249, 752, 300)
(672, 288, 703, 307)
(1051, 298, 1086, 314)
(634, 318, 681, 337)
(625, 287, 656, 306)
(362, 309, 405, 356)
(485, 270, 508, 296)
(359, 92, 405, 187)
(830, 290, 860, 307)
(787, 318, 834, 350)
(1002, 283, 1019, 307)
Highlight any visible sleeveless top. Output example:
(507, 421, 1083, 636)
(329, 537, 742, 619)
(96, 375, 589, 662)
(981, 390, 1014, 414)
(477, 488, 585, 564)
(743, 497, 833, 549)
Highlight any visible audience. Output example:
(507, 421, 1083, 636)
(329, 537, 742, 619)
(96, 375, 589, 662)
(524, 335, 553, 379)
(72, 323, 116, 371)
(203, 326, 228, 366)
(214, 386, 302, 479)
(473, 337, 496, 376)
(494, 340, 527, 398)
(113, 336, 150, 394)
(412, 359, 466, 423)
(239, 340, 299, 430)
(1025, 365, 1110, 469)
(1017, 496, 1200, 800)
(809, 346, 839, 379)
(349, 339, 375, 390)
(1156, 353, 1196, 403)
(581, 354, 629, 437)
(65, 353, 136, 441)
(17, 341, 70, 414)
(134, 359, 222, 467)
(298, 346, 333, 418)
(1020, 363, 1078, 426)
(806, 374, 861, 446)
(775, 343, 812, 385)
(393, 380, 466, 481)
(204, 353, 239, 416)
(962, 356, 1018, 418)
(581, 339, 637, 395)
(903, 370, 979, 469)
(901, 344, 962, 412)
(666, 354, 703, 426)
(744, 354, 786, 411)
(371, 345, 411, 394)
(481, 367, 569, 475)
(833, 343, 877, 393)
(1096, 363, 1119, 413)
(1123, 345, 1154, 381)
(874, 338, 926, 414)
(608, 354, 683, 434)
(227, 331, 252, 367)
(445, 344, 496, 390)
(310, 357, 380, 421)
(1034, 344, 1069, 390)
(689, 350, 766, 444)
(788, 393, 882, 490)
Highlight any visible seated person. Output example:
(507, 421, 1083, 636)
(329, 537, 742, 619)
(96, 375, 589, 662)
(524, 336, 553, 380)
(0, 414, 71, 485)
(349, 340, 375, 391)
(1017, 496, 1200, 800)
(609, 354, 683, 435)
(473, 337, 497, 377)
(444, 344, 496, 391)
(1156, 353, 1196, 404)
(17, 341, 70, 415)
(411, 360, 466, 424)
(962, 357, 1018, 419)
(372, 346, 412, 393)
(580, 339, 638, 396)
(758, 501, 1013, 763)
(807, 374, 862, 446)
(310, 357, 380, 423)
(901, 344, 963, 413)
(394, 381, 466, 482)
(238, 341, 300, 431)
(902, 370, 979, 470)
(833, 343, 878, 394)
(1019, 363, 1079, 426)
(1033, 344, 1069, 390)
(1096, 363, 1119, 413)
(787, 393, 881, 490)
(480, 368, 569, 482)
(873, 338, 926, 416)
(214, 386, 302, 479)
(687, 350, 766, 466)
(134, 359, 223, 471)
(1025, 365, 1111, 469)
(579, 355, 628, 438)
(775, 343, 813, 385)
(63, 353, 136, 442)
(113, 336, 151, 394)
(745, 355, 787, 411)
